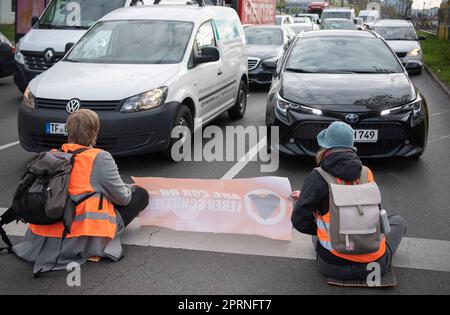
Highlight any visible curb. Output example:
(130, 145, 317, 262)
(424, 66, 450, 97)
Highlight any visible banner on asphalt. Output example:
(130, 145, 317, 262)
(132, 177, 293, 241)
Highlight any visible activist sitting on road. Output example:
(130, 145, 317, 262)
(13, 109, 149, 273)
(290, 122, 406, 281)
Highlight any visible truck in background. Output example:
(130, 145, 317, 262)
(229, 0, 276, 25)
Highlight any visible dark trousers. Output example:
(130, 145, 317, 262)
(116, 186, 150, 227)
(315, 215, 406, 281)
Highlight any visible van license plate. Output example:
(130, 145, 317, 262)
(46, 122, 67, 135)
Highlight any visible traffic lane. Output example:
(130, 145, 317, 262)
(238, 73, 450, 241)
(0, 77, 22, 146)
(114, 87, 268, 182)
(1, 238, 449, 295)
(0, 86, 268, 206)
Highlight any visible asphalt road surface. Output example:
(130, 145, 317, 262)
(0, 71, 449, 295)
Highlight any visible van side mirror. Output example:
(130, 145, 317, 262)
(418, 36, 426, 41)
(65, 42, 75, 54)
(31, 16, 39, 26)
(194, 47, 220, 65)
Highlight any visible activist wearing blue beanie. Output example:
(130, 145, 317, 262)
(317, 121, 357, 151)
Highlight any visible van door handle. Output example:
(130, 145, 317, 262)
(217, 70, 223, 76)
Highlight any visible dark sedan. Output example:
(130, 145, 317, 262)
(244, 25, 295, 85)
(0, 32, 15, 78)
(264, 31, 429, 158)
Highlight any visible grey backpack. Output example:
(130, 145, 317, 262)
(316, 167, 382, 255)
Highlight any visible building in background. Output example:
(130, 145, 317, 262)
(0, 0, 16, 24)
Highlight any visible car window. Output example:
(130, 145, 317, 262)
(374, 26, 418, 41)
(285, 36, 404, 74)
(244, 28, 283, 45)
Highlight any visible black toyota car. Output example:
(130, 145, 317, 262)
(0, 32, 15, 78)
(264, 30, 429, 158)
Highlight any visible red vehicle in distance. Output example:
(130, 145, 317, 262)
(308, 1, 330, 17)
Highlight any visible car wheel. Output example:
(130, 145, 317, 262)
(228, 80, 247, 120)
(162, 105, 194, 162)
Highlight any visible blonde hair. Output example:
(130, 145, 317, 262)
(66, 109, 100, 147)
(316, 148, 327, 166)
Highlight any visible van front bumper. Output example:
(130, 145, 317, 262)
(18, 101, 181, 157)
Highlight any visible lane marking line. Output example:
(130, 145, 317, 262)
(0, 141, 19, 151)
(221, 136, 266, 180)
(2, 208, 449, 273)
(428, 135, 450, 144)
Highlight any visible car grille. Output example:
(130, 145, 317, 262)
(31, 135, 117, 152)
(36, 98, 121, 111)
(22, 52, 63, 71)
(396, 52, 408, 58)
(292, 122, 408, 156)
(248, 58, 260, 71)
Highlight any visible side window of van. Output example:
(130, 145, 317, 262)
(214, 18, 243, 44)
(194, 21, 217, 57)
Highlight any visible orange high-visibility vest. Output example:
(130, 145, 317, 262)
(29, 144, 117, 239)
(316, 168, 386, 263)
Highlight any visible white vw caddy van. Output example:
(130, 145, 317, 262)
(19, 3, 249, 160)
(14, 0, 151, 93)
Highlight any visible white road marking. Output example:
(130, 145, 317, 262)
(428, 135, 450, 144)
(221, 136, 267, 180)
(2, 207, 450, 273)
(0, 141, 19, 151)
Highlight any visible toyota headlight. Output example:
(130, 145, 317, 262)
(380, 98, 424, 127)
(22, 87, 35, 109)
(14, 42, 25, 65)
(277, 93, 322, 115)
(407, 48, 421, 57)
(120, 87, 168, 113)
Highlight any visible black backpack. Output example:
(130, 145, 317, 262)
(0, 148, 93, 253)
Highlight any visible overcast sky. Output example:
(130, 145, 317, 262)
(412, 0, 444, 9)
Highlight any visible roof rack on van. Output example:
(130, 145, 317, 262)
(153, 0, 207, 6)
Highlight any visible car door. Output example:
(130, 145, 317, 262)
(189, 20, 223, 121)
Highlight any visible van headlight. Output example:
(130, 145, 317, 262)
(120, 87, 168, 113)
(22, 87, 35, 109)
(14, 43, 25, 65)
(277, 93, 322, 116)
(407, 48, 421, 57)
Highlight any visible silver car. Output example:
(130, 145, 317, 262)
(373, 19, 425, 75)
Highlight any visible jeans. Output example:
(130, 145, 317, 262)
(314, 215, 406, 281)
(116, 186, 150, 227)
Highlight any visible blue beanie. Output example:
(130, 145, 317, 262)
(317, 121, 356, 151)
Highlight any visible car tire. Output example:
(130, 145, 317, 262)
(228, 80, 247, 120)
(162, 104, 194, 162)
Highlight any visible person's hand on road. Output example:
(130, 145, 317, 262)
(291, 191, 301, 201)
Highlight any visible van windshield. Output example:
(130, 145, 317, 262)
(39, 0, 126, 29)
(66, 20, 194, 64)
(322, 12, 351, 20)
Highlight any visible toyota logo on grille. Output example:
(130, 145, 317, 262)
(66, 99, 81, 113)
(345, 113, 359, 124)
(44, 49, 55, 63)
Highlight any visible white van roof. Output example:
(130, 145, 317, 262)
(100, 4, 234, 23)
(359, 10, 379, 16)
(323, 8, 354, 12)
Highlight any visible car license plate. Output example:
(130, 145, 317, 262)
(45, 122, 67, 135)
(354, 129, 378, 143)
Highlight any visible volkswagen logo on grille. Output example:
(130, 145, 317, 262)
(44, 49, 55, 63)
(66, 99, 81, 114)
(345, 113, 359, 124)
